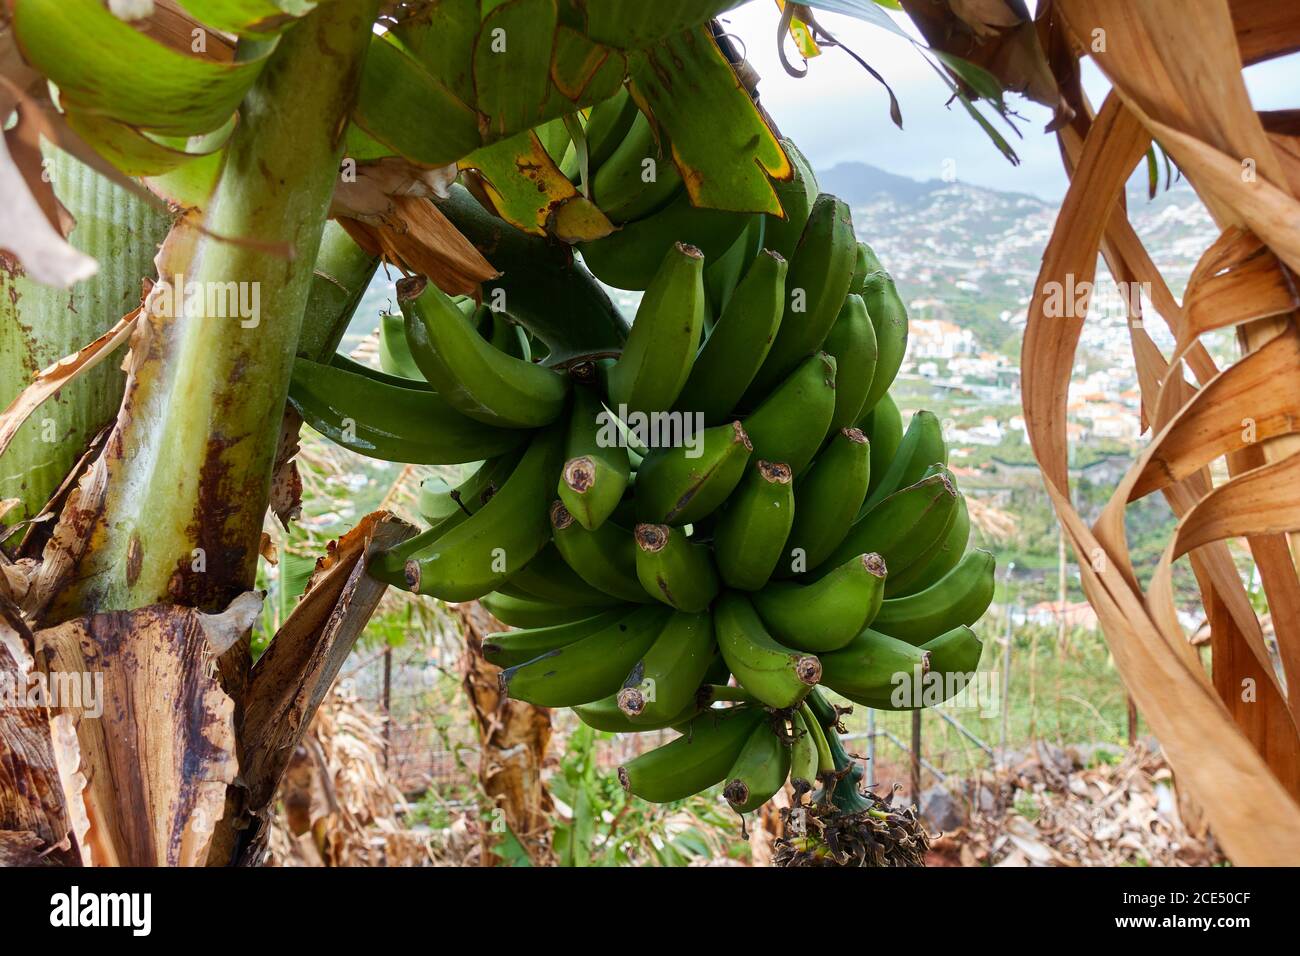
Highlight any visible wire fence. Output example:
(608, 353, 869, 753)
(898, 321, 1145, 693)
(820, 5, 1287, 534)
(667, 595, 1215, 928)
(340, 606, 1135, 807)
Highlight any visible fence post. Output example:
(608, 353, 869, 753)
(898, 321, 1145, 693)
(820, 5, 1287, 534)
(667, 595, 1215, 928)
(382, 644, 392, 770)
(910, 709, 922, 804)
(866, 707, 876, 790)
(999, 565, 1015, 768)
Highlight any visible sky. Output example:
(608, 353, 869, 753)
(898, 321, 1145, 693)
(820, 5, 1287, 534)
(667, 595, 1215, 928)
(717, 2, 1298, 201)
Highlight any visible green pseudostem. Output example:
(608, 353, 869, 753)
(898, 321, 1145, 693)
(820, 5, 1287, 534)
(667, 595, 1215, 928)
(50, 1, 381, 618)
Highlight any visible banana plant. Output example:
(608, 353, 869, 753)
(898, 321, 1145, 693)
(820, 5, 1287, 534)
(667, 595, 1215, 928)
(0, 0, 1019, 867)
(0, 0, 829, 868)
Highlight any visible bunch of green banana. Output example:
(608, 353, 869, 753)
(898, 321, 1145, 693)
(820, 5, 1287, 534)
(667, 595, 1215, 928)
(295, 119, 995, 820)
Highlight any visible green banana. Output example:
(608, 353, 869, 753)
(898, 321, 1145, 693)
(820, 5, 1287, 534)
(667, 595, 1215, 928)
(713, 460, 794, 591)
(574, 689, 705, 733)
(481, 607, 631, 665)
(861, 392, 903, 494)
(857, 242, 910, 416)
(921, 624, 984, 675)
(551, 501, 650, 603)
(562, 86, 639, 179)
(788, 707, 820, 794)
(481, 593, 608, 629)
(558, 385, 630, 530)
(369, 454, 521, 583)
(873, 550, 995, 646)
(885, 489, 970, 596)
(585, 86, 641, 169)
(604, 241, 705, 417)
(484, 305, 531, 362)
(617, 610, 716, 723)
(859, 410, 947, 515)
(436, 184, 630, 365)
(819, 628, 932, 709)
(782, 427, 870, 575)
(752, 553, 887, 653)
(703, 213, 765, 315)
(741, 351, 837, 476)
(847, 240, 870, 298)
(505, 544, 622, 607)
(370, 425, 564, 600)
(592, 110, 682, 222)
(828, 626, 983, 710)
(746, 193, 855, 398)
(500, 604, 671, 707)
(618, 705, 765, 803)
(417, 448, 524, 528)
(821, 293, 877, 437)
(328, 351, 434, 390)
(633, 524, 720, 613)
(288, 356, 525, 465)
(633, 420, 752, 525)
(723, 722, 790, 813)
(714, 591, 821, 709)
(398, 275, 569, 428)
(579, 190, 749, 291)
(379, 311, 424, 380)
(674, 248, 787, 426)
(762, 138, 819, 261)
(822, 471, 961, 587)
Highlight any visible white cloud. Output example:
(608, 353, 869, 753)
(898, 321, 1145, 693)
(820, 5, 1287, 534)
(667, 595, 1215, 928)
(721, 3, 1300, 202)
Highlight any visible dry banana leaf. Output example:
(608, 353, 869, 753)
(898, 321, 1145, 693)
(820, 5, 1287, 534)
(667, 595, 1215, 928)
(1021, 1, 1300, 864)
(458, 601, 554, 867)
(337, 196, 499, 298)
(0, 605, 82, 866)
(235, 510, 416, 862)
(32, 597, 253, 865)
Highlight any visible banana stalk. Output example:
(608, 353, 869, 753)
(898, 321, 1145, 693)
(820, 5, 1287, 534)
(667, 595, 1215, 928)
(48, 2, 382, 616)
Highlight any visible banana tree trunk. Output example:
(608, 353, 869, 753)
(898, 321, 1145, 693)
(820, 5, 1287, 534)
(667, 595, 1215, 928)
(2, 1, 385, 868)
(39, 1, 379, 623)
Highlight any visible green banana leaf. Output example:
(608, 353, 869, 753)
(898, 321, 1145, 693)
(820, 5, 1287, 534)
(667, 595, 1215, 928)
(11, 0, 266, 137)
(0, 148, 174, 527)
(460, 130, 615, 241)
(575, 0, 745, 48)
(389, 0, 479, 103)
(61, 110, 234, 179)
(475, 0, 559, 140)
(546, 25, 626, 106)
(352, 29, 482, 167)
(175, 0, 320, 38)
(629, 27, 790, 215)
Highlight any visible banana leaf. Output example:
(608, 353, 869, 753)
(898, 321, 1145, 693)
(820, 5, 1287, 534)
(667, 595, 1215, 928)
(575, 0, 744, 48)
(0, 148, 173, 528)
(460, 130, 615, 241)
(629, 27, 790, 215)
(175, 0, 319, 37)
(11, 0, 265, 137)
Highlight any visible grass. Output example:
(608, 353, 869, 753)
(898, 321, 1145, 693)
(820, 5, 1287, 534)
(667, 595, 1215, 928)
(830, 621, 1133, 782)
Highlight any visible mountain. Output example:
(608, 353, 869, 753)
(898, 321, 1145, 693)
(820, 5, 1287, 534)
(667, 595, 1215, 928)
(816, 161, 941, 206)
(816, 161, 1048, 210)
